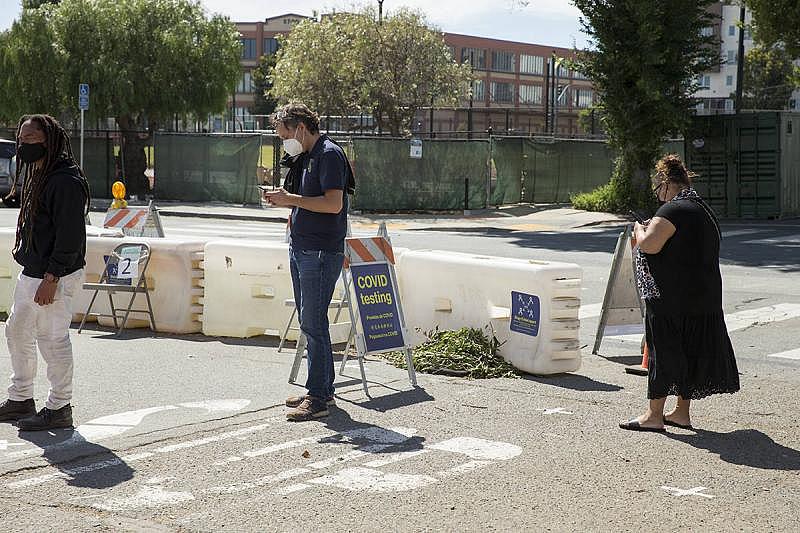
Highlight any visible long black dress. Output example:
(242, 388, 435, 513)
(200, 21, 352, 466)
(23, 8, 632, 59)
(642, 195, 740, 400)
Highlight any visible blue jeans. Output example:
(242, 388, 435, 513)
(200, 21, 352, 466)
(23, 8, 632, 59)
(289, 247, 344, 399)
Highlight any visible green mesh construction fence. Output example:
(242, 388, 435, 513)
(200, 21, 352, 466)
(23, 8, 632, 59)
(351, 138, 489, 211)
(154, 133, 261, 204)
(489, 137, 524, 205)
(522, 139, 616, 203)
(69, 136, 114, 199)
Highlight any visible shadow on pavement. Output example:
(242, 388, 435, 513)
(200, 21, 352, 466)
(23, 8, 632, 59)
(668, 428, 800, 470)
(320, 409, 426, 455)
(15, 429, 134, 489)
(337, 385, 435, 412)
(523, 373, 623, 392)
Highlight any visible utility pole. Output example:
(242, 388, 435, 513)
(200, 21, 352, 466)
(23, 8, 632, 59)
(378, 0, 384, 25)
(734, 5, 746, 112)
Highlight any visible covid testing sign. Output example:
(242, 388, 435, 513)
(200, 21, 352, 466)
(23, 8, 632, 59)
(350, 262, 405, 353)
(510, 291, 540, 337)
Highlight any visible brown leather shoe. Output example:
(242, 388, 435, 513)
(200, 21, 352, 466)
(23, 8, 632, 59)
(0, 399, 36, 422)
(285, 394, 335, 408)
(286, 397, 329, 422)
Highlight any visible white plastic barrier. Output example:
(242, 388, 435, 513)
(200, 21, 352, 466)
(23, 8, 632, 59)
(202, 240, 366, 341)
(203, 240, 405, 343)
(79, 237, 206, 334)
(396, 250, 583, 375)
(0, 226, 121, 314)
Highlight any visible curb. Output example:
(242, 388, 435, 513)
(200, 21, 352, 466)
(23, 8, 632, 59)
(156, 210, 288, 224)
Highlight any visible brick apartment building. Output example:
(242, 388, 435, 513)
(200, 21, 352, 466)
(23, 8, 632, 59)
(228, 13, 597, 135)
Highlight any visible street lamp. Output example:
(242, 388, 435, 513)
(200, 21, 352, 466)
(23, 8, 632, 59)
(378, 0, 384, 24)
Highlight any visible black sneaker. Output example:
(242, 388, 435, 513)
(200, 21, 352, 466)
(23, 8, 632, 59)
(17, 405, 73, 431)
(286, 397, 329, 422)
(0, 399, 36, 422)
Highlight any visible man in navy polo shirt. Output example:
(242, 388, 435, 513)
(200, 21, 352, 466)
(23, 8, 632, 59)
(265, 103, 349, 422)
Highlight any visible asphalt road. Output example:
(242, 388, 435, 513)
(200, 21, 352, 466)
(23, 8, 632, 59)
(0, 207, 797, 532)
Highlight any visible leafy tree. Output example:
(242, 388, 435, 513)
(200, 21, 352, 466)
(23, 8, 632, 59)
(251, 53, 278, 129)
(272, 7, 471, 136)
(745, 0, 800, 56)
(742, 44, 800, 109)
(0, 0, 241, 195)
(22, 0, 61, 8)
(571, 1, 718, 212)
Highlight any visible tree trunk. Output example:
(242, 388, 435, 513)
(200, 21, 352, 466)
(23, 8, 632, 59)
(117, 115, 150, 197)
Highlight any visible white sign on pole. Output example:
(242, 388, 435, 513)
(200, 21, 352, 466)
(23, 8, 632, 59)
(409, 139, 422, 159)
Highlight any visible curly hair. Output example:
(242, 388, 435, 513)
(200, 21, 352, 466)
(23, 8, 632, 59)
(654, 154, 697, 186)
(270, 102, 320, 134)
(14, 114, 91, 253)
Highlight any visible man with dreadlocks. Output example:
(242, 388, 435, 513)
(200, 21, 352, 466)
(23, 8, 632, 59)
(0, 115, 90, 431)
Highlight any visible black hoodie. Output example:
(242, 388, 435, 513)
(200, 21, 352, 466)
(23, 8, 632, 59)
(14, 159, 87, 279)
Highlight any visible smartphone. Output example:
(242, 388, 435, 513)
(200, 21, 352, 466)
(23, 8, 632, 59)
(257, 185, 272, 192)
(629, 210, 646, 224)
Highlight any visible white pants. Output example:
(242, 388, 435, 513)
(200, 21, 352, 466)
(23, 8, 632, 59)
(6, 269, 83, 410)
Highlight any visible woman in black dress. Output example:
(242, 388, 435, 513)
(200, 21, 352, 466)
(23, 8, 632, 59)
(620, 154, 739, 433)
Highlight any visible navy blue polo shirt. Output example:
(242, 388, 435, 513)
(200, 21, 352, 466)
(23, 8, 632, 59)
(289, 135, 349, 252)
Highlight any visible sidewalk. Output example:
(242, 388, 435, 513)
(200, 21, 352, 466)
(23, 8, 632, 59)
(91, 199, 632, 231)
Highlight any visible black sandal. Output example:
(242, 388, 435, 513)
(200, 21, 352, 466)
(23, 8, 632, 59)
(663, 418, 694, 430)
(619, 419, 666, 433)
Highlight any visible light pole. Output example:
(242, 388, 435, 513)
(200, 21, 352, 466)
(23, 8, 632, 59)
(378, 0, 384, 24)
(468, 50, 474, 139)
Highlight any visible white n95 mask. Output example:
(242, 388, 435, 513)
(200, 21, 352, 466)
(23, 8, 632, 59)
(282, 138, 303, 157)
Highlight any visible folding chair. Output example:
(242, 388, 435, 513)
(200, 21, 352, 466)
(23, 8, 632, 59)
(78, 242, 156, 336)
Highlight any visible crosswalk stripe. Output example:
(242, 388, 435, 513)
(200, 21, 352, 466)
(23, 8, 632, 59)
(767, 348, 800, 361)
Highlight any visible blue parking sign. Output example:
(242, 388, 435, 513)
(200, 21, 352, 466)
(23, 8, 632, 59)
(78, 83, 89, 110)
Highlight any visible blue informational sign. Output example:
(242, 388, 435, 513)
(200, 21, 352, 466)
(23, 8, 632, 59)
(103, 255, 132, 286)
(78, 83, 89, 110)
(350, 262, 405, 353)
(510, 291, 540, 337)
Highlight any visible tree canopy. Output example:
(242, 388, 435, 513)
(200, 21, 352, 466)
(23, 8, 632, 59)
(745, 0, 800, 57)
(0, 0, 241, 194)
(742, 44, 800, 110)
(271, 7, 472, 136)
(571, 0, 718, 212)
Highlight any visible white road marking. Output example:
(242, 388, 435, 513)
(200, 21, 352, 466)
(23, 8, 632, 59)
(243, 436, 323, 458)
(661, 486, 715, 499)
(308, 467, 438, 492)
(307, 445, 392, 470)
(177, 399, 251, 413)
(154, 422, 273, 453)
(741, 233, 800, 245)
(1, 399, 252, 462)
(436, 460, 493, 478)
(93, 485, 195, 511)
(767, 348, 800, 361)
(0, 440, 27, 451)
(7, 458, 126, 489)
(274, 483, 311, 495)
(363, 449, 430, 468)
(428, 437, 523, 461)
(539, 408, 573, 415)
(205, 468, 310, 494)
(721, 229, 765, 238)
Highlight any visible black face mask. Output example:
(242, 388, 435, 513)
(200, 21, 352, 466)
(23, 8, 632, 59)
(17, 143, 46, 164)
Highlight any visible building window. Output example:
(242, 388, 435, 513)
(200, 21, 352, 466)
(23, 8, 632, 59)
(697, 74, 711, 89)
(490, 82, 514, 103)
(520, 54, 544, 75)
(725, 99, 734, 111)
(447, 46, 456, 61)
(728, 25, 736, 36)
(263, 38, 280, 56)
(573, 69, 588, 80)
(575, 88, 594, 108)
(461, 48, 486, 69)
(726, 75, 734, 86)
(471, 80, 485, 101)
(236, 71, 253, 94)
(726, 50, 736, 64)
(491, 51, 516, 73)
(241, 38, 256, 59)
(744, 27, 752, 40)
(700, 26, 714, 37)
(519, 85, 542, 105)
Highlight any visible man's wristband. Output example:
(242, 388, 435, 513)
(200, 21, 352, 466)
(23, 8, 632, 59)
(43, 273, 60, 283)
